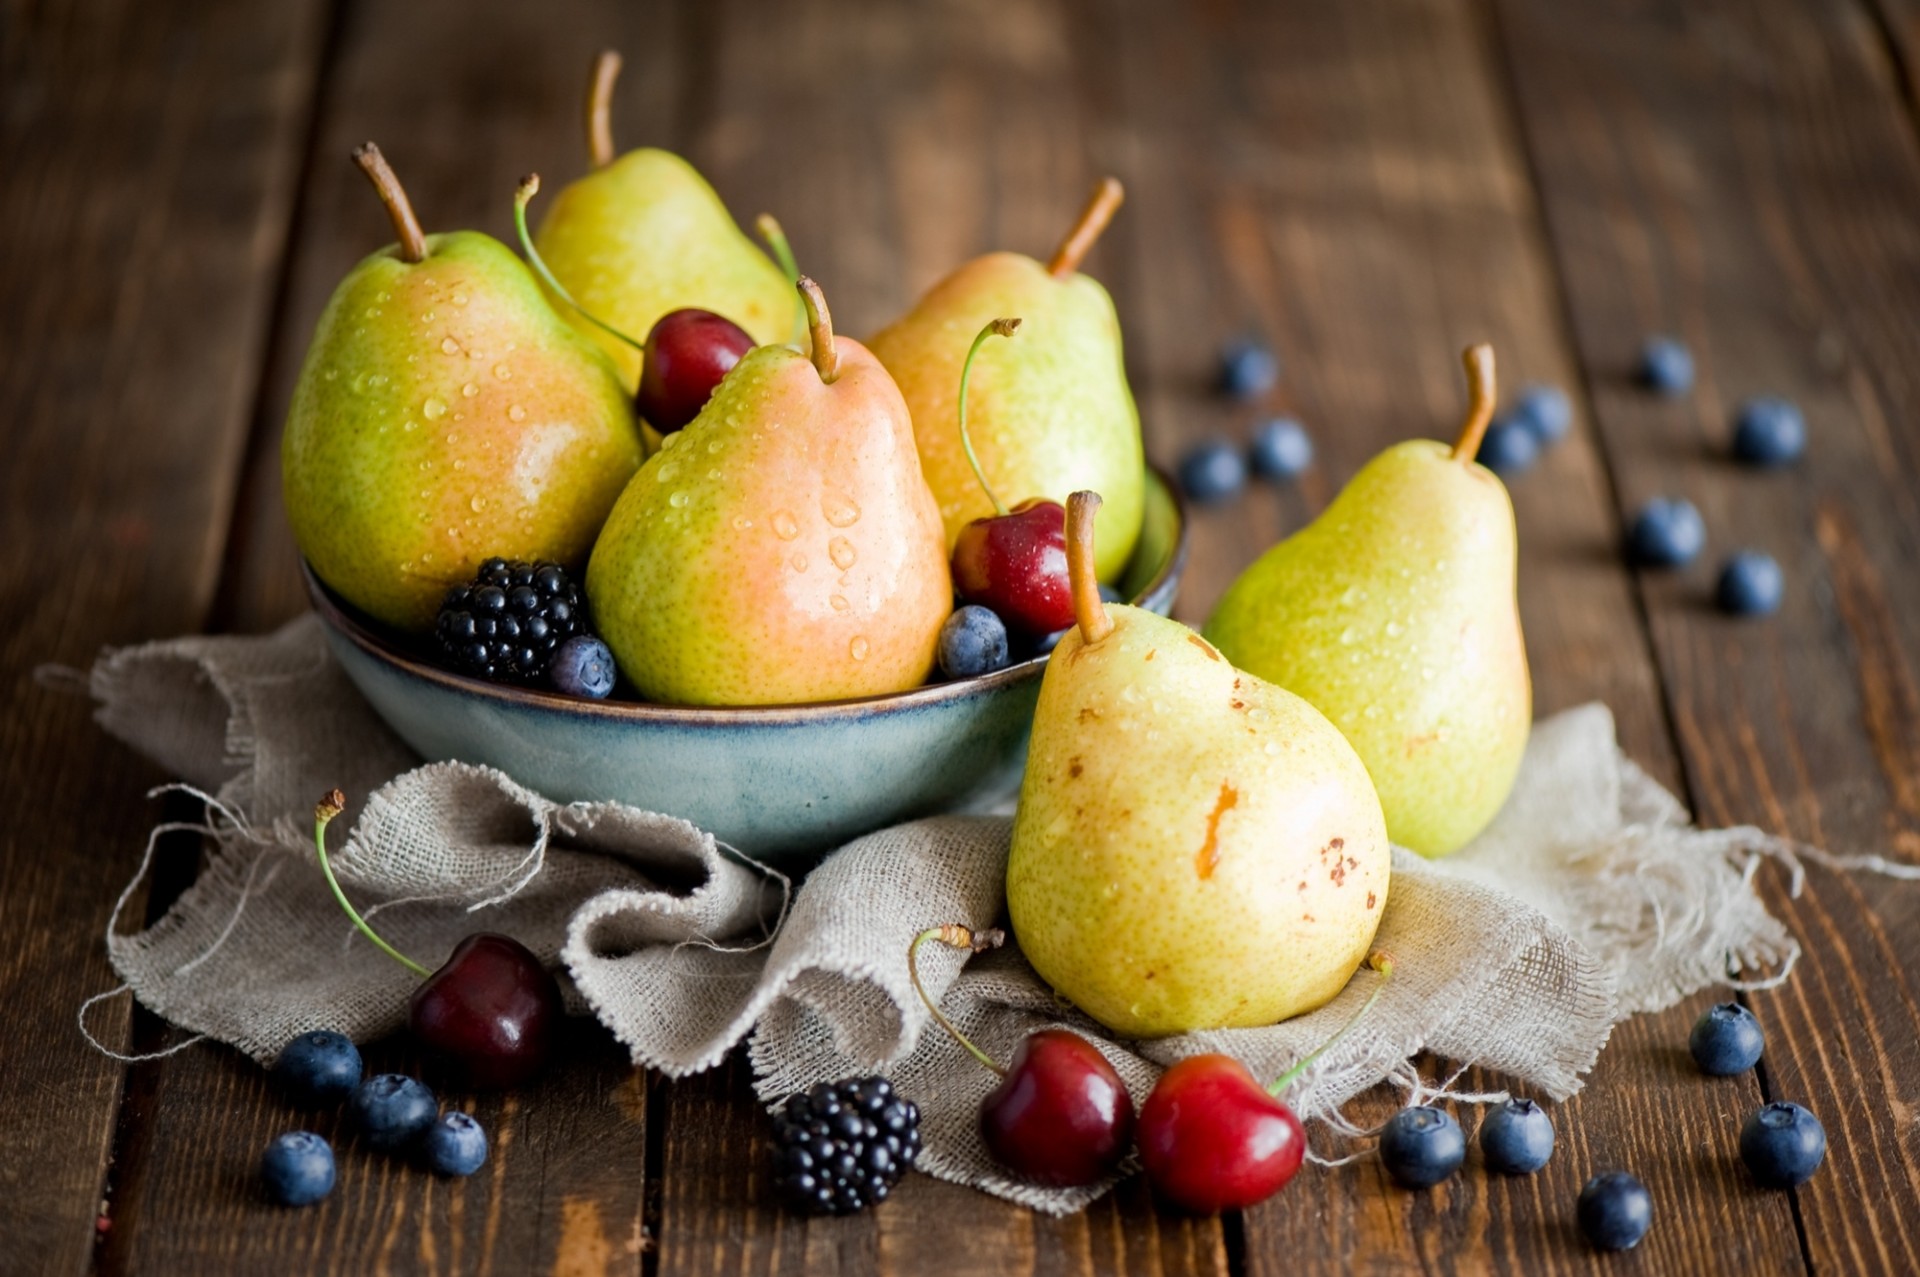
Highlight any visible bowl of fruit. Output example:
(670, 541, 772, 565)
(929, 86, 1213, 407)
(289, 115, 1182, 863)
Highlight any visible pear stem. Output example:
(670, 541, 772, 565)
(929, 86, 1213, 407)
(351, 143, 428, 264)
(1267, 951, 1395, 1097)
(908, 926, 1008, 1078)
(1451, 344, 1498, 462)
(957, 318, 1021, 517)
(1046, 177, 1125, 278)
(513, 175, 647, 354)
(587, 50, 622, 170)
(1066, 491, 1114, 644)
(312, 790, 432, 980)
(798, 276, 840, 383)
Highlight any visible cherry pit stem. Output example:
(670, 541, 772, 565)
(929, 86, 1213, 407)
(1451, 344, 1498, 463)
(351, 143, 428, 264)
(797, 277, 840, 383)
(312, 789, 432, 979)
(909, 925, 1010, 1077)
(755, 214, 809, 346)
(956, 318, 1023, 517)
(1267, 951, 1395, 1096)
(586, 50, 622, 170)
(1066, 491, 1114, 644)
(513, 175, 647, 355)
(1047, 177, 1125, 278)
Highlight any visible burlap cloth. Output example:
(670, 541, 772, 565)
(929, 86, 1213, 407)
(73, 615, 1838, 1213)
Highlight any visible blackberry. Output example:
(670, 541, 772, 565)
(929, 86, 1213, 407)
(435, 559, 587, 684)
(770, 1076, 921, 1215)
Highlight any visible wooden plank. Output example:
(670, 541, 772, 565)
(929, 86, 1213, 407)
(1492, 0, 1920, 1272)
(0, 1, 328, 1269)
(1088, 0, 1804, 1271)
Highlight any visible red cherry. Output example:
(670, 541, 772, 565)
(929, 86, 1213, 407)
(951, 499, 1075, 635)
(636, 308, 755, 433)
(1137, 1054, 1306, 1213)
(981, 1028, 1134, 1186)
(408, 932, 563, 1090)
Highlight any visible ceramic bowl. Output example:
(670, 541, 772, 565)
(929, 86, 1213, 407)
(309, 468, 1188, 866)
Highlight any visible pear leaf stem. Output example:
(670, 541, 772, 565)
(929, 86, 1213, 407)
(957, 318, 1022, 517)
(312, 790, 432, 980)
(797, 277, 841, 384)
(755, 214, 809, 346)
(351, 143, 428, 264)
(1451, 344, 1498, 462)
(1066, 491, 1114, 644)
(1267, 950, 1394, 1097)
(1046, 177, 1125, 278)
(586, 50, 622, 170)
(513, 175, 647, 355)
(908, 926, 1008, 1078)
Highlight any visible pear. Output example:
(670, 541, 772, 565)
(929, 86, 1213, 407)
(586, 278, 951, 705)
(1006, 493, 1389, 1039)
(531, 51, 797, 389)
(869, 179, 1144, 582)
(283, 144, 641, 632)
(1206, 346, 1531, 857)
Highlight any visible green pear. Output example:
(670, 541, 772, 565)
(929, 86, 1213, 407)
(586, 278, 952, 705)
(283, 144, 641, 632)
(1206, 346, 1531, 857)
(869, 179, 1144, 582)
(1007, 493, 1390, 1039)
(531, 51, 797, 389)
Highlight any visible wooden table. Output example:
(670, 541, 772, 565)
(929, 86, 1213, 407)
(7, 0, 1919, 1271)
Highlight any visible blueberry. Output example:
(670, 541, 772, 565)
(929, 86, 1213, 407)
(1098, 583, 1124, 604)
(1178, 440, 1248, 505)
(1577, 1171, 1652, 1251)
(1732, 397, 1805, 467)
(1478, 1098, 1555, 1174)
(260, 1131, 335, 1207)
(1628, 498, 1706, 567)
(351, 1074, 438, 1153)
(1689, 1001, 1765, 1074)
(1638, 336, 1694, 395)
(272, 1030, 362, 1107)
(1715, 552, 1783, 617)
(1513, 383, 1573, 445)
(422, 1111, 489, 1177)
(1378, 1105, 1465, 1188)
(1476, 419, 1540, 475)
(1217, 338, 1278, 399)
(1741, 1101, 1826, 1188)
(937, 606, 1010, 679)
(1249, 418, 1314, 479)
(549, 634, 616, 699)
(1032, 627, 1069, 656)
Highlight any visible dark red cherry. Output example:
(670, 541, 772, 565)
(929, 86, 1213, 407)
(636, 308, 755, 432)
(951, 498, 1075, 636)
(1137, 1054, 1305, 1213)
(980, 1029, 1134, 1187)
(408, 933, 563, 1090)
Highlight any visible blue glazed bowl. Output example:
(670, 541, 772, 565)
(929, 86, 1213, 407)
(308, 469, 1189, 866)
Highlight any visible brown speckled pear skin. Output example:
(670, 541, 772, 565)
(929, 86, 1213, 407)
(586, 337, 951, 706)
(868, 253, 1144, 582)
(533, 150, 797, 390)
(282, 232, 641, 632)
(1006, 610, 1389, 1039)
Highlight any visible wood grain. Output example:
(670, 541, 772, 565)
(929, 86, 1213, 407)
(0, 1, 327, 1269)
(1494, 0, 1920, 1272)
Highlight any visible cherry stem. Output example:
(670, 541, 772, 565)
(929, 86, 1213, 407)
(908, 926, 1008, 1078)
(312, 790, 432, 980)
(1066, 491, 1114, 644)
(351, 143, 428, 264)
(587, 50, 622, 170)
(798, 276, 840, 383)
(1451, 344, 1498, 462)
(956, 318, 1021, 517)
(1267, 951, 1395, 1097)
(1047, 177, 1125, 278)
(513, 175, 647, 354)
(756, 214, 808, 346)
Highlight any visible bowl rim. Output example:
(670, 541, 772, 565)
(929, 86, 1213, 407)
(307, 466, 1190, 726)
